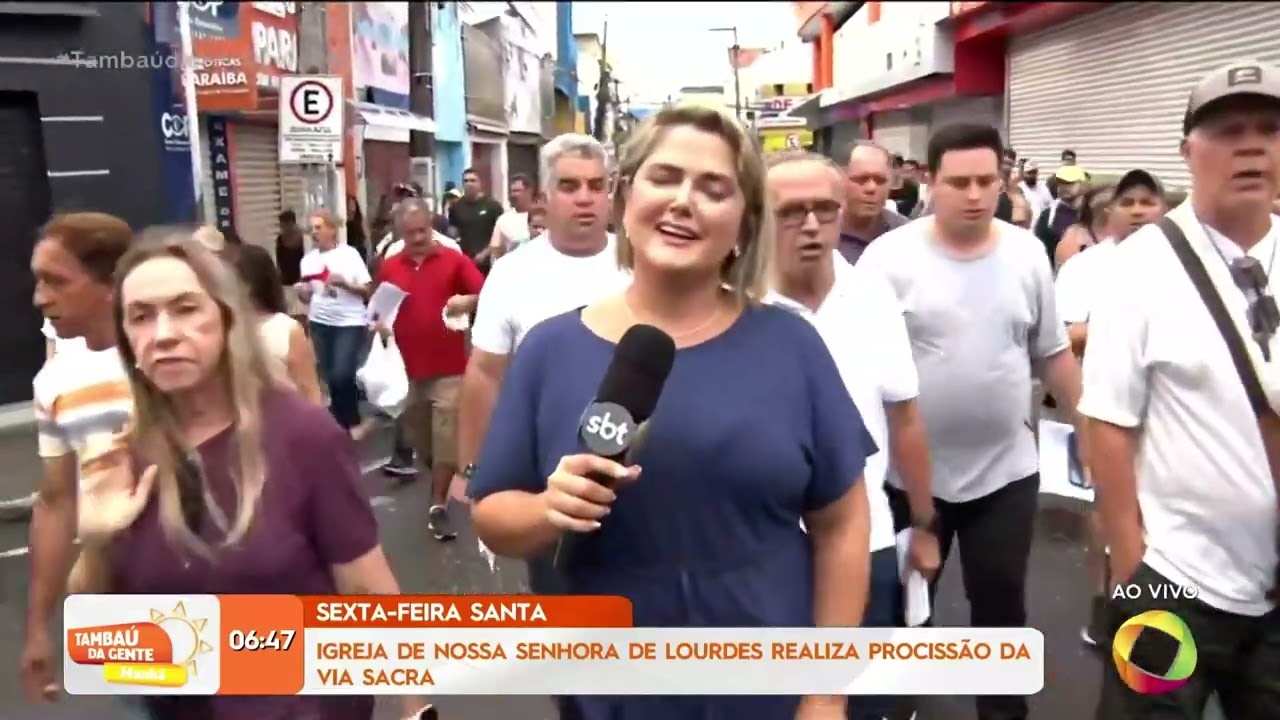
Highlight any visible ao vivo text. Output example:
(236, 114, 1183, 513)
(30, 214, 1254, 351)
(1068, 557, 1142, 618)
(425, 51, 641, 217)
(1110, 583, 1200, 601)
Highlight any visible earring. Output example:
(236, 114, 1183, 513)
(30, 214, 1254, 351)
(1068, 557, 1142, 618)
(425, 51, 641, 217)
(732, 245, 742, 258)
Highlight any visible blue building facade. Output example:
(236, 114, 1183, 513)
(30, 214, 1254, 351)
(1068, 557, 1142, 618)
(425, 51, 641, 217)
(432, 2, 468, 190)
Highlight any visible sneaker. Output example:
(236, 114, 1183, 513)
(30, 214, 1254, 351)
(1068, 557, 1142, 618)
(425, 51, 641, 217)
(428, 505, 457, 541)
(381, 459, 417, 477)
(1081, 595, 1107, 648)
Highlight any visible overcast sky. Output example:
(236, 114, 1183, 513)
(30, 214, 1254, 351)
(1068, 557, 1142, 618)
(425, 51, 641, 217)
(571, 3, 799, 104)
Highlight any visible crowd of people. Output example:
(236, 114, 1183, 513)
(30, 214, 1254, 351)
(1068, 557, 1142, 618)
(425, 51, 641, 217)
(13, 57, 1280, 720)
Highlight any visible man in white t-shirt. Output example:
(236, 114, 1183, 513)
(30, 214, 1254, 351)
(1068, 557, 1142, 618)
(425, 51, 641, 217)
(458, 133, 627, 593)
(22, 212, 135, 705)
(1086, 63, 1280, 717)
(487, 173, 536, 261)
(859, 123, 1080, 720)
(41, 318, 86, 358)
(1053, 168, 1167, 649)
(764, 153, 934, 720)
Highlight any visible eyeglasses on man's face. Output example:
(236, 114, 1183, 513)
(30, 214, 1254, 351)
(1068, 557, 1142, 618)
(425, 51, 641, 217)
(775, 199, 841, 229)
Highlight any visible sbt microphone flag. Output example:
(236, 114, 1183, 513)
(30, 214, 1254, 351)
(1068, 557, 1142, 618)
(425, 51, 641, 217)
(64, 594, 1044, 696)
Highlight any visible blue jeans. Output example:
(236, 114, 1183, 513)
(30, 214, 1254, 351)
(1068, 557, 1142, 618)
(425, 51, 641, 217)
(850, 546, 904, 720)
(310, 322, 366, 428)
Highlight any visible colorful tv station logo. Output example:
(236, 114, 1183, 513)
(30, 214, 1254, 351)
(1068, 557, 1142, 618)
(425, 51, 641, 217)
(63, 595, 222, 695)
(1112, 610, 1198, 695)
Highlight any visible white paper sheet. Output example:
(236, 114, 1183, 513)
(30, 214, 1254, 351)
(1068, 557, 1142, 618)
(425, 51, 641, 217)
(895, 529, 932, 627)
(1037, 419, 1094, 502)
(366, 282, 408, 327)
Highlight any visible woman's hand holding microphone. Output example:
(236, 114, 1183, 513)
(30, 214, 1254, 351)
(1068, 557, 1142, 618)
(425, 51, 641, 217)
(541, 454, 641, 533)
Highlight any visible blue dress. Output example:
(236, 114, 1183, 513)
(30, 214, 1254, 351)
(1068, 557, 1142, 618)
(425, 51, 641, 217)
(469, 304, 874, 720)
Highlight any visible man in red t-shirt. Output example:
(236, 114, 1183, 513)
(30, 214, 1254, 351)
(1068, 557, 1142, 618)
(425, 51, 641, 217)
(374, 197, 484, 540)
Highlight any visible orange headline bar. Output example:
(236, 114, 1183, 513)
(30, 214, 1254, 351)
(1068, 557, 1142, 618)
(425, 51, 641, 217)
(300, 595, 634, 628)
(218, 595, 306, 695)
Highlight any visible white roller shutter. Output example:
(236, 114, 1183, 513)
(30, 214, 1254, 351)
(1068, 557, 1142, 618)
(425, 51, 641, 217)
(1008, 2, 1280, 190)
(230, 123, 283, 251)
(872, 110, 917, 159)
(930, 96, 1004, 139)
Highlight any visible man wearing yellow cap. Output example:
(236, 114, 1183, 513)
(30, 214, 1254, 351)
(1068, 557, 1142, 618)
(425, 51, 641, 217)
(1035, 164, 1089, 261)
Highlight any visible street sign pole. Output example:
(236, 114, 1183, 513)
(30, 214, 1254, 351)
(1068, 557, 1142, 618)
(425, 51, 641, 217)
(177, 1, 208, 224)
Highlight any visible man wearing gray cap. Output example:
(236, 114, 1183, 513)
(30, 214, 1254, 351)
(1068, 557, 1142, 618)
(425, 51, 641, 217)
(1083, 60, 1280, 717)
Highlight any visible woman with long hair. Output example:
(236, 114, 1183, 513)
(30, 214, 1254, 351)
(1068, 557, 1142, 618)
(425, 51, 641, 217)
(297, 209, 372, 433)
(467, 105, 873, 720)
(346, 194, 368, 262)
(1054, 185, 1113, 269)
(229, 244, 324, 404)
(68, 235, 419, 719)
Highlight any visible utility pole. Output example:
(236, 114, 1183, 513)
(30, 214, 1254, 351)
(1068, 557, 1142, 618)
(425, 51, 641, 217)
(594, 21, 612, 142)
(710, 26, 742, 121)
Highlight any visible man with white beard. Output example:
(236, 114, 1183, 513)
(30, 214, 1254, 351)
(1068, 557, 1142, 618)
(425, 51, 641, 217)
(765, 151, 936, 720)
(456, 133, 629, 593)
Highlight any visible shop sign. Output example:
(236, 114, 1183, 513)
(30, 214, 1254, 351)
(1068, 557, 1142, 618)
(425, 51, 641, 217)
(205, 117, 237, 232)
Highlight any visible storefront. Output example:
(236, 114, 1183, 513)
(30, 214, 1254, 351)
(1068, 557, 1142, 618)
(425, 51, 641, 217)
(188, 1, 300, 245)
(930, 95, 1003, 138)
(1005, 2, 1280, 188)
(813, 3, 1004, 165)
(507, 133, 542, 187)
(351, 2, 427, 220)
(0, 4, 170, 405)
(354, 103, 438, 214)
(871, 109, 929, 161)
(468, 116, 509, 197)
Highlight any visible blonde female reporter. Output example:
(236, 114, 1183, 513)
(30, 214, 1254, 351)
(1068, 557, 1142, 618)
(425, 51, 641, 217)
(467, 105, 873, 720)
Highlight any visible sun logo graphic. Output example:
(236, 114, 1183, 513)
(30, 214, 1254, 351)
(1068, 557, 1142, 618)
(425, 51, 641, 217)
(64, 597, 219, 693)
(1112, 610, 1198, 695)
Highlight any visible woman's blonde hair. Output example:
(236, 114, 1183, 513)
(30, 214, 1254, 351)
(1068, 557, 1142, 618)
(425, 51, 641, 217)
(113, 233, 274, 558)
(612, 104, 774, 304)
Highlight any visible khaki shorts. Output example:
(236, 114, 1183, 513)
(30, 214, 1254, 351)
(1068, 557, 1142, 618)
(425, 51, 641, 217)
(405, 375, 461, 467)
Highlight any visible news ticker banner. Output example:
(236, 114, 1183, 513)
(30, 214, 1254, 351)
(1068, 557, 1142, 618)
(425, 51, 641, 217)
(64, 594, 1044, 696)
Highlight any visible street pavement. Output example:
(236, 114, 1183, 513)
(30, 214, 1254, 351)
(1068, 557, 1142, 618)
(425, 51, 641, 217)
(0, 424, 1116, 720)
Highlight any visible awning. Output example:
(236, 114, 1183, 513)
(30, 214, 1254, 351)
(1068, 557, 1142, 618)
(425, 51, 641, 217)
(467, 114, 510, 137)
(354, 102, 437, 133)
(788, 92, 825, 121)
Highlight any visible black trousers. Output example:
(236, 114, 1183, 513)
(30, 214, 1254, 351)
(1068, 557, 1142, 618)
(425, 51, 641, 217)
(886, 473, 1039, 720)
(1096, 561, 1280, 719)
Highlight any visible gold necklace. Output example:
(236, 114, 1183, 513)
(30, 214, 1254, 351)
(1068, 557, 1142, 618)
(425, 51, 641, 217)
(622, 291, 727, 341)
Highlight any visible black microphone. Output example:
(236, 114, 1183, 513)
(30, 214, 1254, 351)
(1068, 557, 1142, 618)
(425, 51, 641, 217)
(552, 324, 676, 570)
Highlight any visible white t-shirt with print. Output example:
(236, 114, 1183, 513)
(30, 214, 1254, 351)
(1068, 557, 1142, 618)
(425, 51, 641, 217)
(1054, 239, 1117, 325)
(33, 344, 132, 493)
(41, 319, 86, 355)
(471, 234, 629, 355)
(299, 244, 371, 327)
(1080, 203, 1279, 616)
(766, 253, 919, 553)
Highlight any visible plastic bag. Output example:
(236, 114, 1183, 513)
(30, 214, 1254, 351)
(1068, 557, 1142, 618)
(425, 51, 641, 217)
(356, 336, 409, 418)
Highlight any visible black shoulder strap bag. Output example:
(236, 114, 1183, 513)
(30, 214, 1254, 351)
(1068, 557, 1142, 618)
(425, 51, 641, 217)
(1158, 216, 1280, 600)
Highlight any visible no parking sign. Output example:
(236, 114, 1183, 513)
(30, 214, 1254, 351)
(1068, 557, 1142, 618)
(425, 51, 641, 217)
(278, 75, 344, 164)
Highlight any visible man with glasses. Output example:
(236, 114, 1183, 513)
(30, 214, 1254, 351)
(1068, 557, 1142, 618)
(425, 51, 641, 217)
(1084, 61, 1280, 717)
(765, 151, 935, 720)
(839, 142, 908, 264)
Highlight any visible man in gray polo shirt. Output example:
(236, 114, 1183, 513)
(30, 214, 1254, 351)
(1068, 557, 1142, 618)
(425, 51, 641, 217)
(839, 141, 907, 265)
(860, 122, 1082, 720)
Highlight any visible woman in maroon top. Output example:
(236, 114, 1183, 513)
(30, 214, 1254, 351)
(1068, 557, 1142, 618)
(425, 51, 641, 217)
(69, 235, 424, 719)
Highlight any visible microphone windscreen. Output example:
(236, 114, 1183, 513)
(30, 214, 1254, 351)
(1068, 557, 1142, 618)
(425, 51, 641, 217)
(595, 324, 676, 424)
